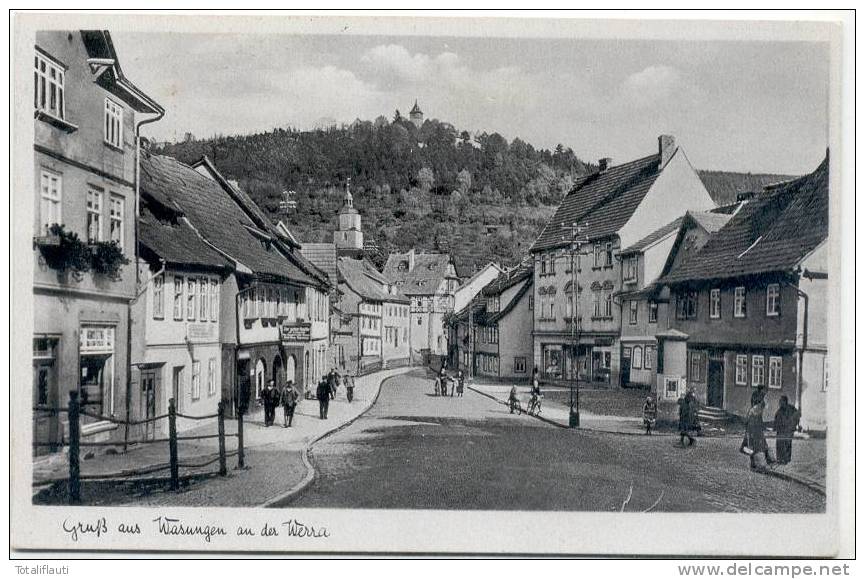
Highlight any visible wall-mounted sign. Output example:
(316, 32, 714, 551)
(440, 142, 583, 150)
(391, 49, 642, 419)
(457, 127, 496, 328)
(280, 321, 311, 342)
(187, 322, 216, 342)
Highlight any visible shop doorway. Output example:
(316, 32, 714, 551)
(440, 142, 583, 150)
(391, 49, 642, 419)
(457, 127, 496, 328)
(621, 346, 632, 386)
(273, 355, 284, 388)
(236, 359, 251, 414)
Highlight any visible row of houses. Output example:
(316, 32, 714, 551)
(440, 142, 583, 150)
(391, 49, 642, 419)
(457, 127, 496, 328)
(450, 137, 829, 430)
(31, 29, 477, 450)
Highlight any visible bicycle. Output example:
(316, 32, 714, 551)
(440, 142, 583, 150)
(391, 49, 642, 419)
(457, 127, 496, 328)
(526, 393, 543, 416)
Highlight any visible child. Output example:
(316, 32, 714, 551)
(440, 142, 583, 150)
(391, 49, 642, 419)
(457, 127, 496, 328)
(642, 395, 657, 435)
(508, 385, 519, 414)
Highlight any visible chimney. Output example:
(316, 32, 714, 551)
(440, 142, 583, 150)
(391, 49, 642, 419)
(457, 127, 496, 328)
(598, 158, 612, 172)
(658, 134, 676, 168)
(408, 249, 415, 271)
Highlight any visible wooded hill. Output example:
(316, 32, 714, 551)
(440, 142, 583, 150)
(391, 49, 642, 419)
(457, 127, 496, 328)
(153, 114, 593, 274)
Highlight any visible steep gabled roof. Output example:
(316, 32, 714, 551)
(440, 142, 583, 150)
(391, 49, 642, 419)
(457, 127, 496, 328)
(531, 153, 662, 252)
(383, 252, 456, 296)
(300, 243, 338, 286)
(138, 203, 231, 272)
(486, 278, 533, 324)
(697, 170, 798, 206)
(481, 261, 534, 297)
(338, 257, 410, 304)
(620, 217, 684, 256)
(140, 153, 319, 286)
(662, 153, 828, 284)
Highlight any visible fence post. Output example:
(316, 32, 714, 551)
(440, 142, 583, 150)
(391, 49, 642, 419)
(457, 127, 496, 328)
(67, 391, 81, 505)
(217, 400, 227, 476)
(168, 397, 179, 490)
(236, 410, 245, 469)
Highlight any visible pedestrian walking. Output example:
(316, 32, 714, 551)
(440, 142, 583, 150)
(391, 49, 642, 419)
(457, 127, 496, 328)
(433, 374, 441, 396)
(316, 377, 331, 420)
(450, 372, 456, 397)
(328, 368, 340, 401)
(262, 380, 278, 427)
(678, 390, 697, 447)
(456, 370, 464, 397)
(643, 395, 658, 435)
(345, 373, 356, 403)
(280, 381, 298, 427)
(440, 374, 449, 396)
(773, 395, 800, 465)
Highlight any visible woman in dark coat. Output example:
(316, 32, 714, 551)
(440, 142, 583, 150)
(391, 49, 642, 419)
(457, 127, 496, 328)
(773, 396, 801, 464)
(678, 390, 696, 447)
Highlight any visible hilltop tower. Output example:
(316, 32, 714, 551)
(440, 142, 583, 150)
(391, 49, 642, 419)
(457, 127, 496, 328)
(409, 100, 424, 128)
(335, 179, 364, 255)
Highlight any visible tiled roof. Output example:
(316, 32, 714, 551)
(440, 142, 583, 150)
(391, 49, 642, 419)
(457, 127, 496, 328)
(662, 153, 828, 284)
(531, 154, 662, 252)
(138, 203, 231, 271)
(338, 257, 410, 304)
(140, 153, 318, 286)
(383, 252, 455, 296)
(620, 217, 683, 255)
(300, 243, 338, 285)
(697, 170, 797, 206)
(481, 261, 534, 297)
(486, 278, 532, 324)
(621, 210, 732, 256)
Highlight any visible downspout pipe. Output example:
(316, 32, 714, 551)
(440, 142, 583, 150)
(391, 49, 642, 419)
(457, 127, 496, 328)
(124, 110, 164, 450)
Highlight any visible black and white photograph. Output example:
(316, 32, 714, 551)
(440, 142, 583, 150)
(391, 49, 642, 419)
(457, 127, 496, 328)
(9, 10, 854, 559)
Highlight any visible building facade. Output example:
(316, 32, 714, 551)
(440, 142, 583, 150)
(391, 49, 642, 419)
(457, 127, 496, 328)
(383, 250, 459, 360)
(660, 155, 829, 430)
(32, 31, 163, 453)
(139, 153, 330, 419)
(529, 135, 715, 387)
(617, 211, 731, 388)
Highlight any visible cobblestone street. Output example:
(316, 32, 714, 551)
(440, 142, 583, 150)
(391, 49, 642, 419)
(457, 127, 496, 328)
(287, 371, 825, 512)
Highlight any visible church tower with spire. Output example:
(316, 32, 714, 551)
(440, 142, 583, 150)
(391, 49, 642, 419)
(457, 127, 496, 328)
(409, 100, 424, 128)
(334, 179, 364, 255)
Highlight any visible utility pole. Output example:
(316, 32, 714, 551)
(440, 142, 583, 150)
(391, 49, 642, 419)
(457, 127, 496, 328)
(564, 222, 589, 428)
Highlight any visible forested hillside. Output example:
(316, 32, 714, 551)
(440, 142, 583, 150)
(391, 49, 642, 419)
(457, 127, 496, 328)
(153, 114, 593, 273)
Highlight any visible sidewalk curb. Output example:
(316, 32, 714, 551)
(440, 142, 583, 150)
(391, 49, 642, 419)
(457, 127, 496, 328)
(466, 385, 567, 430)
(762, 468, 826, 497)
(258, 367, 413, 508)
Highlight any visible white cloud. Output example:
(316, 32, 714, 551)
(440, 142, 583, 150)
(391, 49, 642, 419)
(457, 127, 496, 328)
(361, 44, 432, 83)
(618, 65, 703, 109)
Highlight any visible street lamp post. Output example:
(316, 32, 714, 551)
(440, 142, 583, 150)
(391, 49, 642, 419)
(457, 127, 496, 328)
(565, 223, 588, 428)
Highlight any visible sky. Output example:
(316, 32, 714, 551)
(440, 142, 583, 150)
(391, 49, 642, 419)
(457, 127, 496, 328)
(112, 32, 831, 175)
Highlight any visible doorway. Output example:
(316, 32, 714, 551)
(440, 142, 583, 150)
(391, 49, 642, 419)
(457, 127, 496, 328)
(621, 346, 632, 386)
(285, 354, 296, 385)
(236, 358, 251, 414)
(140, 370, 158, 440)
(707, 360, 725, 408)
(171, 366, 184, 413)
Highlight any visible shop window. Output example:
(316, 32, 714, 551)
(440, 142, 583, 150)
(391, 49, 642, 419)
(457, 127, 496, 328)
(79, 326, 115, 418)
(632, 346, 643, 369)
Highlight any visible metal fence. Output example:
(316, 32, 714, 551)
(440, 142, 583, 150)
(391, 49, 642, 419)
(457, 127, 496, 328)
(33, 391, 246, 504)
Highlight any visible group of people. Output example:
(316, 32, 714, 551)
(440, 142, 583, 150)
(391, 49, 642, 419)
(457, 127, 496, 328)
(315, 368, 356, 420)
(433, 367, 465, 397)
(640, 385, 801, 468)
(742, 386, 801, 469)
(259, 380, 299, 428)
(508, 368, 542, 415)
(258, 367, 359, 426)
